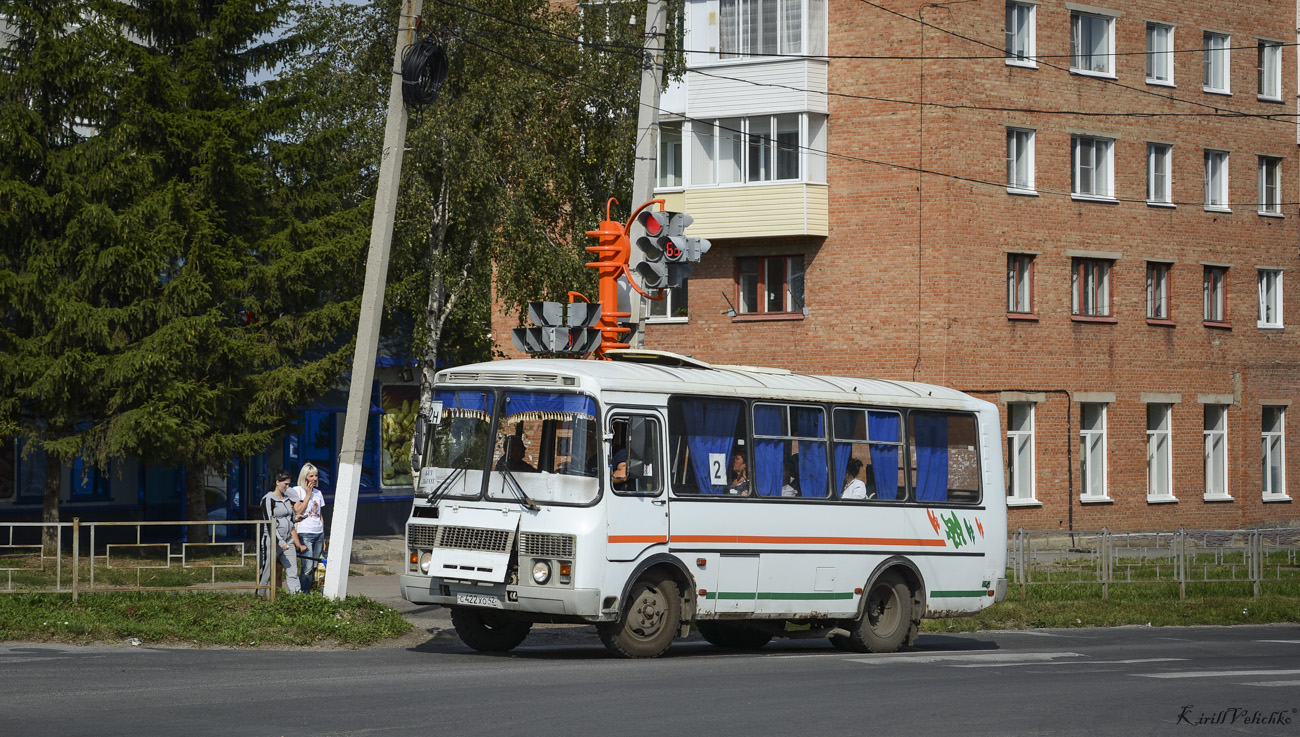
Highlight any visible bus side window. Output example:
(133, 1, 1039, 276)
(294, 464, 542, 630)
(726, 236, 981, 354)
(908, 412, 981, 504)
(610, 416, 662, 495)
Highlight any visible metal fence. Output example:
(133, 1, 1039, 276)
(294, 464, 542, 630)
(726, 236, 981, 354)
(0, 518, 276, 601)
(1010, 527, 1300, 600)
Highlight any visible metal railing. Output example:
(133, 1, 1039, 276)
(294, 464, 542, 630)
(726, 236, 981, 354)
(0, 518, 277, 601)
(1010, 527, 1300, 600)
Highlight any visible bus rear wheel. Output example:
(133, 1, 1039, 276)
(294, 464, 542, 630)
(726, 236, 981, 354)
(597, 573, 680, 658)
(696, 621, 773, 650)
(450, 607, 532, 652)
(842, 572, 914, 653)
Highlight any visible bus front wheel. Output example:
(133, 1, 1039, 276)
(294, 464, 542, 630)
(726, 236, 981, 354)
(450, 607, 532, 652)
(597, 573, 680, 658)
(838, 572, 915, 653)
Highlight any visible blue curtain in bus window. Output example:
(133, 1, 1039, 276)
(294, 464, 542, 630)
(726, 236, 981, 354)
(868, 412, 900, 500)
(434, 390, 494, 416)
(833, 442, 851, 496)
(683, 399, 739, 495)
(503, 392, 597, 419)
(794, 408, 827, 498)
(912, 413, 948, 502)
(753, 405, 783, 497)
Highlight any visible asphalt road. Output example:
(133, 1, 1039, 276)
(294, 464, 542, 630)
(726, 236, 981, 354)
(3, 622, 1299, 737)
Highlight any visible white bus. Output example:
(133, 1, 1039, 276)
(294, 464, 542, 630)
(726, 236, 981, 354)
(401, 350, 1007, 658)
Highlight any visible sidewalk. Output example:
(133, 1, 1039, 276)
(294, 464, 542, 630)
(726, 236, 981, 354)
(338, 536, 458, 649)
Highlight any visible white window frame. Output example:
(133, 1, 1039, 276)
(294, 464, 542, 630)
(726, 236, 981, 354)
(719, 0, 817, 58)
(1005, 2, 1036, 67)
(1146, 403, 1175, 502)
(1072, 135, 1115, 200)
(1080, 403, 1109, 501)
(1147, 261, 1171, 320)
(1258, 156, 1282, 216)
(690, 114, 818, 187)
(1006, 127, 1035, 193)
(1204, 265, 1228, 324)
(1203, 404, 1229, 500)
(1007, 253, 1034, 314)
(1145, 22, 1174, 85)
(1203, 31, 1231, 94)
(1147, 142, 1172, 205)
(1070, 11, 1115, 77)
(1257, 269, 1283, 328)
(1262, 406, 1288, 500)
(1204, 149, 1229, 211)
(646, 283, 689, 322)
(658, 122, 683, 189)
(1257, 40, 1282, 101)
(1006, 402, 1036, 503)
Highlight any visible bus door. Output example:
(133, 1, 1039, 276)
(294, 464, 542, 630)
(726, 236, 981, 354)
(605, 412, 668, 562)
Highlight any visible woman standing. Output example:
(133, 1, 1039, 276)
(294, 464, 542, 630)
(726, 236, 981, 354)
(259, 471, 301, 594)
(292, 463, 327, 593)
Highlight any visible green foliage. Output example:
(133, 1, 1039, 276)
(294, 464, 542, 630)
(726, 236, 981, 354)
(0, 592, 411, 647)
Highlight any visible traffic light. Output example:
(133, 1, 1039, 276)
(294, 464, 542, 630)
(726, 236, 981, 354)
(634, 210, 712, 289)
(511, 301, 602, 355)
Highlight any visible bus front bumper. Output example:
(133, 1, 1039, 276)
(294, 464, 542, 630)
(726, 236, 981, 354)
(400, 573, 603, 618)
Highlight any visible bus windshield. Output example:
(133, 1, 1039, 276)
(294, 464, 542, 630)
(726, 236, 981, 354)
(422, 390, 494, 499)
(487, 391, 600, 505)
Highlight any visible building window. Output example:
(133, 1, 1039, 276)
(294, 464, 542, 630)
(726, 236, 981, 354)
(1007, 253, 1034, 315)
(1080, 403, 1107, 499)
(737, 255, 805, 316)
(1005, 2, 1035, 65)
(647, 283, 689, 320)
(658, 122, 682, 189)
(1145, 23, 1174, 84)
(1258, 40, 1282, 100)
(1204, 405, 1228, 498)
(1147, 403, 1174, 500)
(1203, 265, 1228, 324)
(1262, 406, 1287, 498)
(1072, 258, 1112, 318)
(1006, 127, 1035, 191)
(1258, 156, 1281, 215)
(1204, 150, 1229, 210)
(1070, 12, 1114, 76)
(1072, 136, 1114, 199)
(1257, 269, 1283, 328)
(692, 114, 817, 185)
(1006, 403, 1035, 502)
(1203, 32, 1230, 93)
(719, 0, 825, 57)
(1147, 261, 1171, 320)
(1147, 143, 1172, 204)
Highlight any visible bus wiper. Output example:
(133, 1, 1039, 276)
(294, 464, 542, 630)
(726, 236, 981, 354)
(426, 460, 469, 505)
(498, 464, 539, 511)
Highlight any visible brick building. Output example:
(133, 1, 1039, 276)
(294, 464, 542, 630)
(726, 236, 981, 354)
(496, 0, 1300, 530)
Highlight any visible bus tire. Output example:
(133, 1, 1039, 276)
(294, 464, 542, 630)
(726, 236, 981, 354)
(597, 573, 680, 658)
(696, 621, 772, 650)
(848, 572, 913, 653)
(450, 607, 532, 652)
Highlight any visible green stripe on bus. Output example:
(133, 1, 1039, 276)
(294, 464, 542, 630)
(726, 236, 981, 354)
(930, 590, 987, 598)
(704, 591, 856, 601)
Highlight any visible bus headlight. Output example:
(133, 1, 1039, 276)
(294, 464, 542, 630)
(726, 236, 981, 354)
(531, 560, 552, 585)
(419, 551, 432, 574)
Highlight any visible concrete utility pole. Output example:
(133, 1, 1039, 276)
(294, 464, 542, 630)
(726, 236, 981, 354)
(324, 0, 423, 600)
(625, 0, 667, 348)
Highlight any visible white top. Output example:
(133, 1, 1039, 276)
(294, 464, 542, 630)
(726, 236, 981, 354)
(294, 487, 327, 535)
(842, 478, 868, 500)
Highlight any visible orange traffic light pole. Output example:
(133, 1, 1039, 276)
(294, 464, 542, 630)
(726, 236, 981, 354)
(580, 198, 665, 359)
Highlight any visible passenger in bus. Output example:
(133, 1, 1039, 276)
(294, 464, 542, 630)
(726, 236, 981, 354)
(780, 456, 799, 497)
(842, 457, 870, 499)
(496, 434, 536, 473)
(726, 453, 751, 496)
(610, 447, 631, 491)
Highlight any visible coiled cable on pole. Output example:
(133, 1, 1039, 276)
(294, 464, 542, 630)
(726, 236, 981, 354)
(401, 36, 449, 109)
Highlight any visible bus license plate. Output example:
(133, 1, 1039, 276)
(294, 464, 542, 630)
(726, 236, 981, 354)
(456, 593, 504, 609)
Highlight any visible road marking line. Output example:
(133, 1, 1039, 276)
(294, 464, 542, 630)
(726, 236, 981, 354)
(848, 651, 1083, 665)
(1257, 640, 1300, 645)
(1241, 680, 1300, 687)
(1136, 669, 1300, 679)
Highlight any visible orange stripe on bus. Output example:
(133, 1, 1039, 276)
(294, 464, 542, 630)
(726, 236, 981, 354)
(608, 535, 670, 544)
(668, 535, 947, 547)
